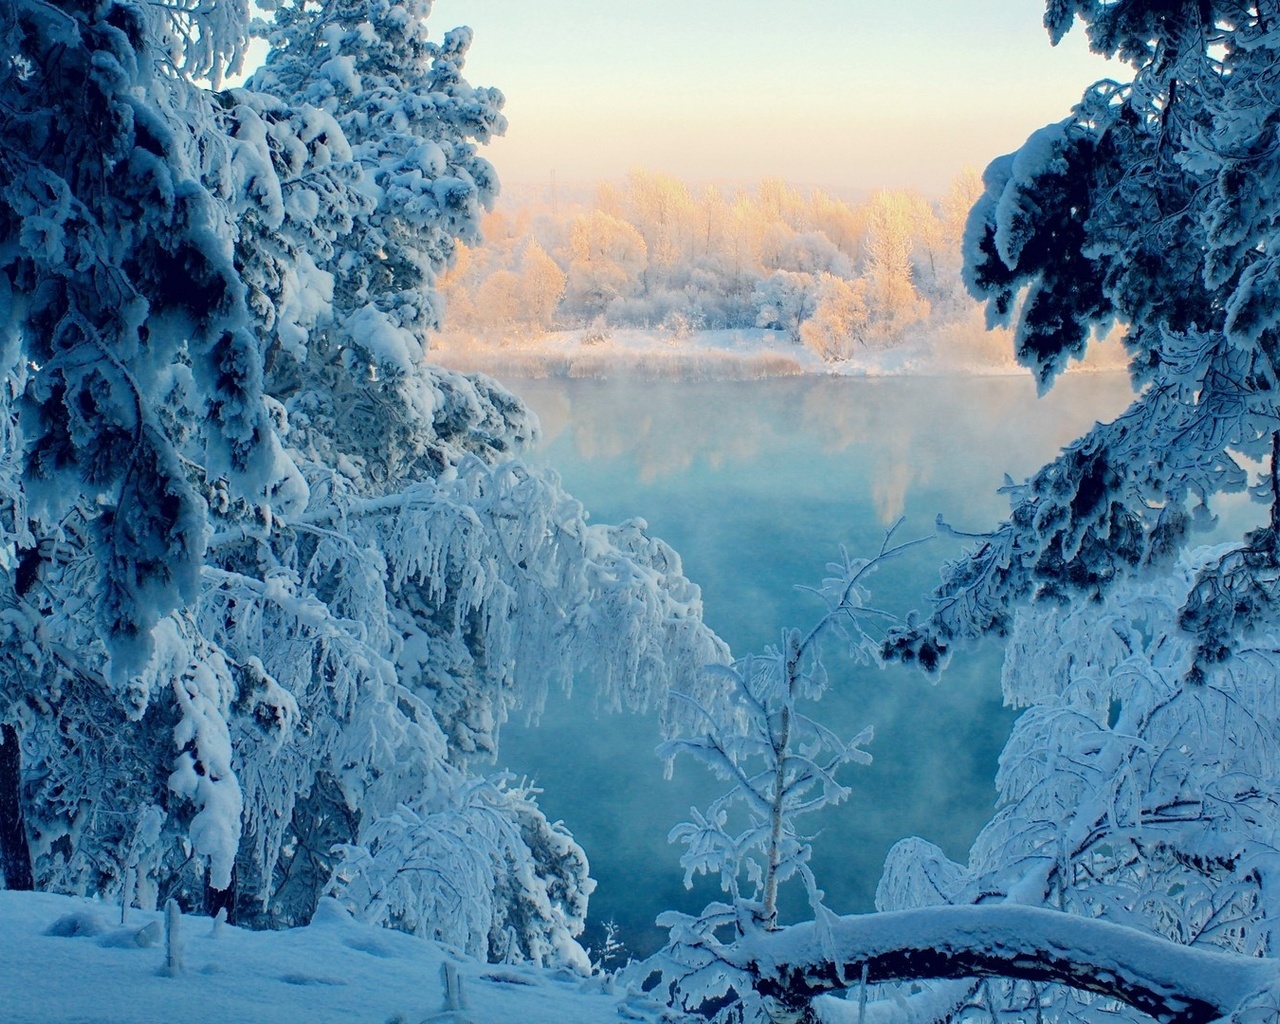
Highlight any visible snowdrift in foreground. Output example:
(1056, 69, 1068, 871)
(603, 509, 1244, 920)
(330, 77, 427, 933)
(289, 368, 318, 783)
(429, 327, 1128, 382)
(0, 891, 654, 1024)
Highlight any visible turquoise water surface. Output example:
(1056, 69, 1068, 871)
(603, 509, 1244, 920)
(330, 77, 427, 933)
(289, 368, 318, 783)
(495, 372, 1146, 957)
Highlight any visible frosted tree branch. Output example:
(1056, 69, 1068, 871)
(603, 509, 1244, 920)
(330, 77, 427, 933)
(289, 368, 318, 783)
(732, 904, 1272, 1024)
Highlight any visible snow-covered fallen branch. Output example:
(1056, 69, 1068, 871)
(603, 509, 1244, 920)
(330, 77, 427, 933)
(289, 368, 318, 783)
(730, 904, 1275, 1024)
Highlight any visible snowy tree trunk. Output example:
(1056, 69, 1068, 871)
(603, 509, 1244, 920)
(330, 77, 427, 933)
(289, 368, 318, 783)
(121, 868, 136, 925)
(1270, 430, 1280, 541)
(734, 905, 1273, 1024)
(761, 636, 800, 929)
(0, 724, 33, 891)
(760, 700, 789, 928)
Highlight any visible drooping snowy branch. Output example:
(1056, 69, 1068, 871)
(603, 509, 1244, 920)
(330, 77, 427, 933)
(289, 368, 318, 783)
(888, 2, 1280, 665)
(0, 0, 730, 969)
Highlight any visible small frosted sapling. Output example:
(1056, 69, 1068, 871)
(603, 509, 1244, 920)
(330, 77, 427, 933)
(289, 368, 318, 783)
(441, 962, 466, 1011)
(590, 919, 628, 976)
(419, 961, 474, 1023)
(120, 805, 165, 925)
(651, 523, 926, 1020)
(163, 899, 183, 976)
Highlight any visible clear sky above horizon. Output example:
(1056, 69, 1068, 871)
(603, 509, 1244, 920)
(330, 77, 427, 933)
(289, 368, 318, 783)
(428, 0, 1122, 197)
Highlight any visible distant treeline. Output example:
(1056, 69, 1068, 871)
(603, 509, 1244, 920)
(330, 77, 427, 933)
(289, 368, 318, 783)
(438, 170, 1022, 362)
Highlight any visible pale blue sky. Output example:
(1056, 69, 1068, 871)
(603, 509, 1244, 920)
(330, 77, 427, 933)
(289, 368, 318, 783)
(429, 0, 1120, 195)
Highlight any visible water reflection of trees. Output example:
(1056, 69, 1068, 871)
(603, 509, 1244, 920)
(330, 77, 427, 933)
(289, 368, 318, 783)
(497, 372, 1137, 955)
(516, 375, 1135, 524)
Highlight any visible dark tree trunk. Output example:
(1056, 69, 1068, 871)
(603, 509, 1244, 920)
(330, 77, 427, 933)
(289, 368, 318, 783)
(205, 862, 236, 924)
(0, 723, 34, 890)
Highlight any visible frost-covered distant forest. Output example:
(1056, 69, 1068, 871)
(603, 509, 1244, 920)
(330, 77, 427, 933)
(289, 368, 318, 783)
(436, 171, 983, 359)
(430, 172, 1136, 381)
(6, 0, 1280, 1023)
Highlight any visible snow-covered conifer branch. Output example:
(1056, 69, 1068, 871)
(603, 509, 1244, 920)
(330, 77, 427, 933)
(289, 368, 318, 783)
(869, 552, 1280, 1021)
(886, 3, 1280, 667)
(0, 0, 729, 966)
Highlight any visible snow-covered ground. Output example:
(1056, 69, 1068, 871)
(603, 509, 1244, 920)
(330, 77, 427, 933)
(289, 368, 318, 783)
(0, 891, 660, 1024)
(429, 326, 1127, 381)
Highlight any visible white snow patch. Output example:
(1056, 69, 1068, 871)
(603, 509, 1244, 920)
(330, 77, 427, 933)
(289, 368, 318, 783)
(0, 891, 631, 1024)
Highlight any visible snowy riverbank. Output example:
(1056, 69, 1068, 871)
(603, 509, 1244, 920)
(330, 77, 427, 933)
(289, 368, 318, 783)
(428, 326, 1128, 382)
(0, 890, 660, 1024)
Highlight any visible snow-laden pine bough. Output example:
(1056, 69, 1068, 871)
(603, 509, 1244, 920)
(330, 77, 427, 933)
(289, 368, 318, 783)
(0, 0, 729, 969)
(784, 3, 1280, 1021)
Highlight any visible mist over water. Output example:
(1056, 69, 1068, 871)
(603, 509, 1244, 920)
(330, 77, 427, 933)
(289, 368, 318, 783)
(494, 373, 1142, 958)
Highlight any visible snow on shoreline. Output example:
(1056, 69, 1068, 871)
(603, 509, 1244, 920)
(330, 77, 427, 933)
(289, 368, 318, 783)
(0, 891, 643, 1024)
(428, 327, 1128, 382)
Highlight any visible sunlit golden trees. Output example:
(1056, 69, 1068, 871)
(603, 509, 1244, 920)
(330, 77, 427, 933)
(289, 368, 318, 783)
(562, 210, 648, 317)
(928, 167, 985, 316)
(437, 170, 1000, 355)
(519, 240, 567, 331)
(940, 167, 983, 250)
(799, 273, 870, 361)
(863, 189, 932, 345)
(624, 170, 697, 275)
(437, 237, 564, 337)
(807, 188, 868, 263)
(473, 269, 525, 333)
(755, 177, 806, 227)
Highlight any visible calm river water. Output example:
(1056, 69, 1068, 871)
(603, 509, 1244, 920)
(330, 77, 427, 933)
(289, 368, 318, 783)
(493, 372, 1146, 958)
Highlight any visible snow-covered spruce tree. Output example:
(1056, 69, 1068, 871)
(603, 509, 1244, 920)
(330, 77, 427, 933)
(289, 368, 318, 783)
(0, 0, 278, 898)
(886, 0, 1280, 675)
(217, 0, 726, 944)
(688, 4, 1280, 1022)
(0, 0, 727, 966)
(0, 0, 269, 675)
(245, 0, 515, 487)
(867, 550, 1280, 1021)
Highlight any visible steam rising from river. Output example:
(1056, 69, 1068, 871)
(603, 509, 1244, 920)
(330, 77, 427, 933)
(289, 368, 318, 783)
(491, 372, 1250, 958)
